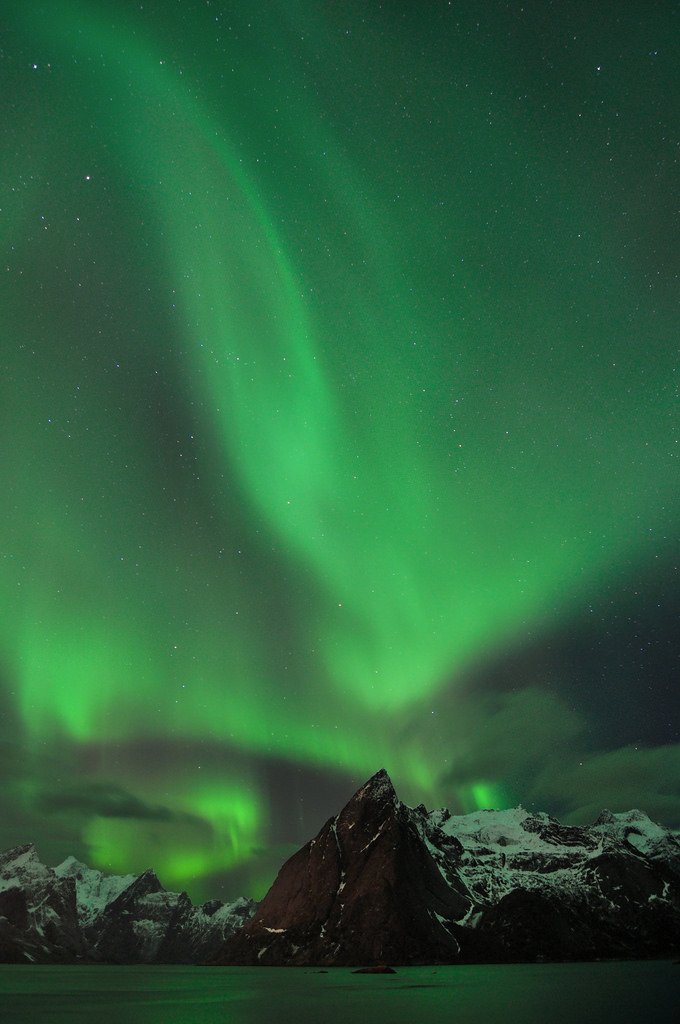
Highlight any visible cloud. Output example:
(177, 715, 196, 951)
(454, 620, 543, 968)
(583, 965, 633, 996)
(432, 687, 680, 830)
(533, 743, 680, 827)
(34, 781, 199, 824)
(439, 686, 585, 792)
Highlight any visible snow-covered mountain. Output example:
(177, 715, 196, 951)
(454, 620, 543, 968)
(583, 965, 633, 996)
(0, 844, 84, 963)
(0, 845, 255, 964)
(219, 769, 680, 965)
(414, 797, 680, 961)
(54, 856, 136, 927)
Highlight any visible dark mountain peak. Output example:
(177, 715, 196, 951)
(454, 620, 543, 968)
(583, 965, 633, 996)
(131, 869, 163, 894)
(353, 768, 397, 804)
(139, 868, 161, 882)
(331, 770, 400, 848)
(106, 868, 163, 909)
(336, 769, 398, 830)
(218, 770, 469, 966)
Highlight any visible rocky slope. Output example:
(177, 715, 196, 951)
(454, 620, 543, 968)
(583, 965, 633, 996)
(0, 845, 255, 964)
(218, 769, 680, 965)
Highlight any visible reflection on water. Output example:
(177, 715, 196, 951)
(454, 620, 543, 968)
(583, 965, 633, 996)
(0, 962, 677, 1024)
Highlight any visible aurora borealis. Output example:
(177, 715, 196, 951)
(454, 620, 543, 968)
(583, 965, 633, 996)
(1, 0, 678, 900)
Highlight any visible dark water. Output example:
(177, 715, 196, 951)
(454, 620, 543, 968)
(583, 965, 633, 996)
(0, 962, 677, 1024)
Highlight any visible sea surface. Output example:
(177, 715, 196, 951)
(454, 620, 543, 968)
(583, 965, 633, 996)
(0, 962, 677, 1024)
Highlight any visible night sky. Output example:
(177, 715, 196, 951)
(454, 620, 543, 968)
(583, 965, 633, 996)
(1, 0, 678, 902)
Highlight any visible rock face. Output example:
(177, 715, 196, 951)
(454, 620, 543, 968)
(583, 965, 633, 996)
(218, 769, 680, 965)
(0, 845, 84, 963)
(220, 769, 468, 966)
(0, 845, 255, 964)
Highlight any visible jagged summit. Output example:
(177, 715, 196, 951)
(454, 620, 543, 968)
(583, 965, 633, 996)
(0, 843, 39, 872)
(351, 768, 398, 805)
(114, 868, 163, 901)
(138, 868, 162, 882)
(0, 843, 54, 895)
(336, 768, 399, 833)
(54, 857, 139, 927)
(55, 856, 90, 875)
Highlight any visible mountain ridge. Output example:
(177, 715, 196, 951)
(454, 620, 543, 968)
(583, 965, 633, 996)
(0, 841, 255, 964)
(2, 769, 679, 964)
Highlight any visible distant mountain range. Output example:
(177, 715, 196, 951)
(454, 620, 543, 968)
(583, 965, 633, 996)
(0, 844, 254, 964)
(2, 769, 679, 964)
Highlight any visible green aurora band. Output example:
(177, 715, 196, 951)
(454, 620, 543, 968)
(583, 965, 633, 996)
(1, 1, 677, 896)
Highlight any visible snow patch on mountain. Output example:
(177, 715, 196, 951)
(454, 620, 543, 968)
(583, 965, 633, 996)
(54, 856, 136, 925)
(593, 809, 679, 858)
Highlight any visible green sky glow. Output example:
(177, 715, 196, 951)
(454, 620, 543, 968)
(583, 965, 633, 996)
(1, 0, 677, 899)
